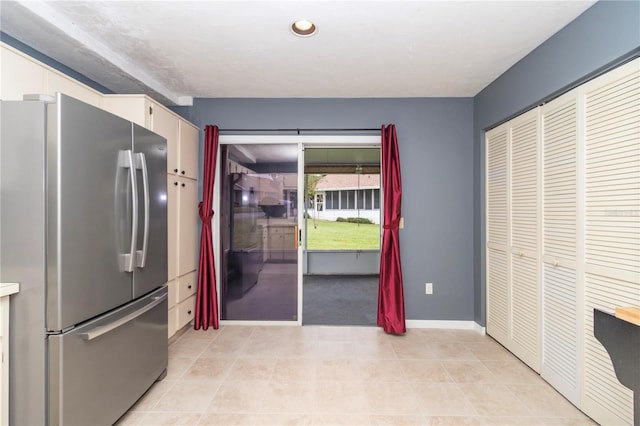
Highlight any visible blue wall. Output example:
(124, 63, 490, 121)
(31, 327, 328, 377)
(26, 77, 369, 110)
(473, 0, 640, 325)
(189, 98, 475, 321)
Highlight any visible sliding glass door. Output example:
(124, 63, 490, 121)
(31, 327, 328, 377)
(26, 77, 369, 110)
(218, 142, 301, 322)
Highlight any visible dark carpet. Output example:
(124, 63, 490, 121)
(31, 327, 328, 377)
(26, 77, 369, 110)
(302, 275, 379, 326)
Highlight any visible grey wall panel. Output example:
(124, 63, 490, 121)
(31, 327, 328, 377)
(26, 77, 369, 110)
(190, 98, 475, 321)
(473, 0, 640, 325)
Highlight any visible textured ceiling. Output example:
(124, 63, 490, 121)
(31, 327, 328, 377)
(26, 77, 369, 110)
(0, 1, 596, 105)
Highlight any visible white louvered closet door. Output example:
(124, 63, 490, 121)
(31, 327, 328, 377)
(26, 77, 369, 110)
(581, 58, 640, 426)
(541, 89, 581, 405)
(486, 125, 510, 345)
(509, 109, 541, 371)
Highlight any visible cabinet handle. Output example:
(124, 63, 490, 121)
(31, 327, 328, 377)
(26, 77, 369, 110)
(174, 182, 178, 186)
(188, 284, 192, 289)
(174, 168, 178, 173)
(181, 183, 186, 187)
(187, 310, 192, 315)
(181, 170, 186, 175)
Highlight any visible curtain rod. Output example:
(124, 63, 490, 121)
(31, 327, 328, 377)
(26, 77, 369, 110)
(218, 128, 380, 134)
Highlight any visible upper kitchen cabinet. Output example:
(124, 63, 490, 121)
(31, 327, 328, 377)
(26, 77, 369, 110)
(175, 121, 199, 180)
(1, 44, 102, 107)
(0, 44, 46, 100)
(101, 94, 163, 130)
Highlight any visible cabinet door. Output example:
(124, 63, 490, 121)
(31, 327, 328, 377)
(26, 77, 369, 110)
(178, 121, 199, 180)
(152, 106, 179, 176)
(100, 96, 149, 128)
(0, 46, 46, 100)
(46, 72, 102, 107)
(177, 178, 199, 276)
(167, 177, 178, 281)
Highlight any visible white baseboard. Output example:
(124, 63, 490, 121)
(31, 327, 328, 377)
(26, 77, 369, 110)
(406, 320, 486, 334)
(218, 319, 488, 335)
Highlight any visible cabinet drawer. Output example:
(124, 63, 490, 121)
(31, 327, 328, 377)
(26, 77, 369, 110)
(177, 271, 197, 303)
(177, 295, 196, 329)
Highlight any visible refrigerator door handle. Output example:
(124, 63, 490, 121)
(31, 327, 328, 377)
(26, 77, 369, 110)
(78, 293, 167, 341)
(118, 149, 138, 272)
(135, 152, 150, 268)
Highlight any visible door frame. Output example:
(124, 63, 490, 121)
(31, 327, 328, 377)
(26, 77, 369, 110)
(215, 135, 380, 326)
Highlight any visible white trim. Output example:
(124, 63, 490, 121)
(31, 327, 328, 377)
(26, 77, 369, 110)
(218, 320, 486, 333)
(297, 142, 304, 324)
(406, 320, 485, 333)
(219, 135, 380, 145)
(216, 134, 380, 325)
(220, 320, 301, 327)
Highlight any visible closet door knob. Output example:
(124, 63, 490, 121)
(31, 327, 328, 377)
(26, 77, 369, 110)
(174, 168, 178, 173)
(181, 183, 186, 187)
(181, 170, 186, 175)
(174, 182, 178, 186)
(188, 285, 192, 289)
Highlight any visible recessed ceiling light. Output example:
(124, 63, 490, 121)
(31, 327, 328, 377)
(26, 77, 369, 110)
(291, 19, 317, 37)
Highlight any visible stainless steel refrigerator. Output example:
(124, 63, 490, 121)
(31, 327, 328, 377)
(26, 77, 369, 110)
(0, 93, 169, 425)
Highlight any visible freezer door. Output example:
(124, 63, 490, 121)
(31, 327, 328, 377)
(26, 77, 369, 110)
(47, 94, 134, 331)
(133, 124, 168, 298)
(48, 286, 168, 426)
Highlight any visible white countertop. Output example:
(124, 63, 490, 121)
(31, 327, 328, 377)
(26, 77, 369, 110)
(0, 283, 19, 298)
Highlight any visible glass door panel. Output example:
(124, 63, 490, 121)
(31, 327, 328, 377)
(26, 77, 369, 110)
(219, 143, 299, 321)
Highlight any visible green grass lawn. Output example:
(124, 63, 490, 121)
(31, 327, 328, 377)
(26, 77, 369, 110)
(306, 219, 380, 250)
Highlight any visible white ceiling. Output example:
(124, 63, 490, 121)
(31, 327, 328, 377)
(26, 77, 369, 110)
(0, 1, 596, 106)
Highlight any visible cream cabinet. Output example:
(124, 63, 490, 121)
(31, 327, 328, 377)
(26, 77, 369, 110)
(174, 121, 199, 180)
(1, 44, 46, 100)
(176, 272, 197, 330)
(167, 177, 199, 279)
(176, 178, 199, 277)
(166, 176, 198, 334)
(1, 43, 102, 107)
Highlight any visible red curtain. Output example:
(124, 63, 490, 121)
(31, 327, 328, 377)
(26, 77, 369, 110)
(194, 125, 219, 330)
(378, 124, 406, 335)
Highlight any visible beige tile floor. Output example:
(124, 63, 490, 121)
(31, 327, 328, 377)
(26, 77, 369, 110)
(117, 326, 596, 426)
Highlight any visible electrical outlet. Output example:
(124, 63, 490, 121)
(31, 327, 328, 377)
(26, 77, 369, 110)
(425, 282, 433, 294)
